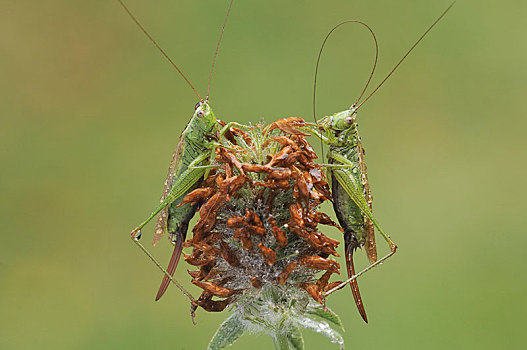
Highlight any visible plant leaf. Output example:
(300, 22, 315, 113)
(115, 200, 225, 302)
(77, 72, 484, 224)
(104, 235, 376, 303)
(297, 317, 344, 349)
(272, 332, 291, 350)
(208, 313, 246, 350)
(287, 326, 304, 350)
(306, 305, 344, 331)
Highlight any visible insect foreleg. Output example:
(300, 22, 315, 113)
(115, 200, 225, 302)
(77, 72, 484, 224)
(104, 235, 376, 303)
(219, 121, 255, 137)
(207, 142, 240, 152)
(300, 125, 331, 144)
(318, 164, 355, 168)
(326, 151, 358, 166)
(189, 164, 221, 170)
(202, 124, 254, 178)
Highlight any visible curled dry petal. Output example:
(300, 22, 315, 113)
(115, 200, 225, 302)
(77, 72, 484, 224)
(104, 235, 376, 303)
(220, 240, 240, 267)
(191, 280, 237, 298)
(277, 261, 298, 285)
(298, 282, 324, 304)
(250, 277, 263, 289)
(263, 117, 309, 136)
(269, 217, 288, 248)
(258, 243, 277, 265)
(300, 255, 340, 273)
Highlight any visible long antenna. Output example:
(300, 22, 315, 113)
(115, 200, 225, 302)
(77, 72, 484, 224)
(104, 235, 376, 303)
(206, 0, 235, 101)
(356, 1, 456, 110)
(313, 21, 379, 160)
(117, 0, 203, 101)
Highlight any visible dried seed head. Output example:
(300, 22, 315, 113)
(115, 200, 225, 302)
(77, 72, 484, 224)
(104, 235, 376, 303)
(180, 119, 342, 318)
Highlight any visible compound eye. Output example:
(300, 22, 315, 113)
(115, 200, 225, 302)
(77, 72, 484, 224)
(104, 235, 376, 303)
(197, 109, 205, 117)
(345, 116, 353, 125)
(194, 101, 202, 110)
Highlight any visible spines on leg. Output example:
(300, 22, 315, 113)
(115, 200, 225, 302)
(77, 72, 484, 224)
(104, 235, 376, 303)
(155, 225, 187, 301)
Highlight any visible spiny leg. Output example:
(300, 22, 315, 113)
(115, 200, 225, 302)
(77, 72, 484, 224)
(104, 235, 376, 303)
(300, 125, 331, 144)
(302, 124, 398, 302)
(324, 248, 397, 297)
(129, 153, 210, 301)
(219, 121, 257, 136)
(189, 164, 221, 170)
(207, 141, 241, 153)
(325, 151, 397, 304)
(132, 238, 195, 303)
(318, 164, 356, 169)
(130, 152, 210, 240)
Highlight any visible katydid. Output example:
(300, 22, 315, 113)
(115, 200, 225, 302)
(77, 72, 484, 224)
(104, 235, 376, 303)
(118, 0, 236, 301)
(306, 2, 456, 322)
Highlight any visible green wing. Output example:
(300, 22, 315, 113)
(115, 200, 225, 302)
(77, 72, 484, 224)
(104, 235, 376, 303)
(153, 135, 187, 245)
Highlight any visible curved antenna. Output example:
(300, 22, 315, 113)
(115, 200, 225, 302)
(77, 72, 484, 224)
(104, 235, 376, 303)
(356, 1, 456, 110)
(313, 20, 379, 160)
(117, 0, 203, 101)
(206, 0, 235, 101)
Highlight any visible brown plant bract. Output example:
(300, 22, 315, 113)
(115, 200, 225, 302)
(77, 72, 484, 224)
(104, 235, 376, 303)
(174, 118, 342, 315)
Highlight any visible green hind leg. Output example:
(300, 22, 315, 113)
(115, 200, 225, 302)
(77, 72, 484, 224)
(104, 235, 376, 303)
(130, 152, 210, 240)
(329, 151, 397, 251)
(131, 238, 195, 303)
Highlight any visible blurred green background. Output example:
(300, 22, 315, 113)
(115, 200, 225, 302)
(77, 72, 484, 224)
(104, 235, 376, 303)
(1, 0, 526, 349)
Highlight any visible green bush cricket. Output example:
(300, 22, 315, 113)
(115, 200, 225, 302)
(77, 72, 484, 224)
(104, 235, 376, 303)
(120, 0, 454, 326)
(118, 0, 239, 301)
(304, 2, 456, 322)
